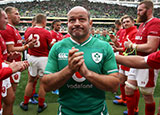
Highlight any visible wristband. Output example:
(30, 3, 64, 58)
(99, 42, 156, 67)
(129, 43, 132, 48)
(24, 44, 29, 50)
(132, 43, 137, 49)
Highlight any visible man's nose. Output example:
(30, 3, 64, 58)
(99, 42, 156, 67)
(74, 19, 80, 26)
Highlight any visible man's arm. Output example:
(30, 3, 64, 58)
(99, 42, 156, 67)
(6, 39, 36, 53)
(125, 36, 159, 53)
(0, 60, 29, 81)
(79, 62, 119, 92)
(136, 36, 159, 53)
(116, 55, 150, 68)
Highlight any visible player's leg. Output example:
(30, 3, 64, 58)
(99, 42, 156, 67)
(2, 78, 15, 115)
(124, 79, 137, 115)
(28, 73, 38, 104)
(37, 57, 48, 113)
(124, 68, 139, 115)
(142, 92, 155, 115)
(10, 72, 21, 93)
(20, 55, 38, 111)
(137, 69, 158, 115)
(113, 72, 127, 106)
(38, 77, 47, 113)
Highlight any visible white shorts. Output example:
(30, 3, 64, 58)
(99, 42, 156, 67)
(2, 63, 12, 97)
(128, 68, 159, 87)
(2, 78, 11, 97)
(10, 72, 21, 83)
(119, 67, 129, 76)
(28, 55, 48, 77)
(0, 108, 2, 115)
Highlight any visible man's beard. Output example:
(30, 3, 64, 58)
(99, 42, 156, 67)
(136, 11, 148, 23)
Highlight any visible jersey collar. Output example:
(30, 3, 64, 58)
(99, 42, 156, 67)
(143, 17, 154, 27)
(8, 23, 16, 30)
(34, 26, 43, 28)
(70, 36, 92, 46)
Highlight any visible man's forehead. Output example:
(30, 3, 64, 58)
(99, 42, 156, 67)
(68, 13, 87, 18)
(138, 4, 146, 9)
(68, 7, 88, 17)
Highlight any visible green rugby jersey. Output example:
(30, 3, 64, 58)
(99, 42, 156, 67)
(45, 36, 118, 115)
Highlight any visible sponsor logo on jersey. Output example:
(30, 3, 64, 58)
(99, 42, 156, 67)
(135, 36, 142, 40)
(92, 52, 102, 63)
(72, 72, 86, 82)
(67, 83, 93, 89)
(58, 53, 68, 60)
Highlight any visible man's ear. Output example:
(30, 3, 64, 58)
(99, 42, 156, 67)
(90, 20, 93, 28)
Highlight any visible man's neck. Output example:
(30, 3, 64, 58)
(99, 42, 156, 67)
(35, 24, 44, 28)
(53, 29, 59, 33)
(8, 22, 15, 27)
(146, 15, 154, 22)
(72, 34, 90, 44)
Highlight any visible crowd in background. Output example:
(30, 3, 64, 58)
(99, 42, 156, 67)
(0, 0, 160, 19)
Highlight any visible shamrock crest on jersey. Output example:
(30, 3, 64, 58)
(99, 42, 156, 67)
(92, 52, 103, 63)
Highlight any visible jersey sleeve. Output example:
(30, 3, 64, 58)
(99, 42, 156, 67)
(44, 44, 59, 74)
(1, 29, 14, 45)
(147, 21, 160, 37)
(102, 43, 118, 74)
(146, 51, 160, 69)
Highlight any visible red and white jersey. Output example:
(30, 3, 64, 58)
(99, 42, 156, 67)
(50, 30, 63, 42)
(0, 47, 12, 110)
(116, 29, 125, 45)
(121, 26, 137, 50)
(0, 34, 7, 61)
(145, 51, 160, 69)
(120, 26, 137, 71)
(135, 18, 160, 56)
(25, 27, 32, 33)
(25, 26, 52, 57)
(64, 33, 70, 38)
(0, 24, 22, 62)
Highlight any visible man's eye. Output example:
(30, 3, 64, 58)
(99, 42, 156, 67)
(69, 19, 75, 22)
(79, 18, 85, 21)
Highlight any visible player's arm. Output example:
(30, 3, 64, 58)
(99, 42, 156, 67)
(135, 36, 159, 53)
(79, 62, 119, 92)
(42, 48, 84, 92)
(6, 39, 36, 53)
(0, 60, 29, 80)
(116, 55, 150, 68)
(6, 44, 28, 52)
(125, 36, 159, 53)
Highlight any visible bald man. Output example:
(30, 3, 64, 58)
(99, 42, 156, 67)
(41, 6, 120, 114)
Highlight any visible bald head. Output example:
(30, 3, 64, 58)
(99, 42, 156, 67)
(67, 6, 90, 20)
(67, 6, 92, 43)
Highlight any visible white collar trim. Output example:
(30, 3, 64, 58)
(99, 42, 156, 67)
(70, 37, 92, 46)
(8, 24, 16, 30)
(34, 26, 43, 28)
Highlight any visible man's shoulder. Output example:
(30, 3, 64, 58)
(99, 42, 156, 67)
(91, 37, 110, 47)
(26, 27, 50, 34)
(148, 18, 160, 25)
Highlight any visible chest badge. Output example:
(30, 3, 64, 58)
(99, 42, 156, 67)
(92, 52, 102, 63)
